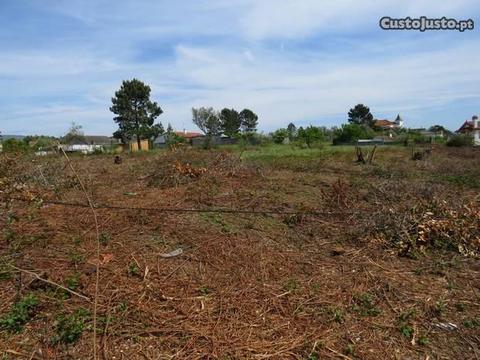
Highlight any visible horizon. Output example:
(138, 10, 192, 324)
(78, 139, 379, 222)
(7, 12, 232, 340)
(0, 1, 479, 136)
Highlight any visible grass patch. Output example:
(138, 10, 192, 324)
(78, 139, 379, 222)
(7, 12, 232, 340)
(0, 294, 39, 333)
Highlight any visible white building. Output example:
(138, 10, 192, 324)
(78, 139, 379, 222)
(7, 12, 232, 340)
(457, 115, 480, 145)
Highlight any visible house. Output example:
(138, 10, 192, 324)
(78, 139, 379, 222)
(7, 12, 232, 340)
(456, 115, 480, 145)
(60, 136, 119, 154)
(374, 114, 404, 130)
(153, 131, 204, 147)
(374, 114, 404, 138)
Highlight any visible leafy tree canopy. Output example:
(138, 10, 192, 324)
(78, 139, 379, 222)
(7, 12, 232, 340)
(192, 107, 221, 136)
(220, 108, 241, 137)
(333, 123, 375, 144)
(348, 104, 374, 127)
(110, 79, 163, 148)
(297, 126, 325, 147)
(239, 109, 258, 133)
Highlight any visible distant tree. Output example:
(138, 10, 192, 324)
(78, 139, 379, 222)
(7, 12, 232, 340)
(272, 128, 289, 144)
(287, 123, 297, 140)
(192, 107, 221, 136)
(348, 104, 374, 127)
(110, 79, 163, 149)
(2, 138, 29, 153)
(63, 122, 85, 144)
(239, 109, 258, 133)
(297, 126, 325, 147)
(166, 123, 174, 133)
(333, 123, 375, 145)
(220, 108, 241, 137)
(428, 125, 451, 135)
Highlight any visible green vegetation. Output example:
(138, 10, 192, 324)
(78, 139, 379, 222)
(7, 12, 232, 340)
(0, 294, 39, 332)
(53, 308, 90, 344)
(352, 293, 381, 317)
(446, 134, 474, 147)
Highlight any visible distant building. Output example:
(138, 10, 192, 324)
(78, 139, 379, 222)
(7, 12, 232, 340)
(60, 136, 119, 154)
(154, 131, 204, 147)
(374, 114, 404, 130)
(456, 115, 480, 145)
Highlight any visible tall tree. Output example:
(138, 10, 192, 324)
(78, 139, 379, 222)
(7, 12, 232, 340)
(347, 104, 374, 127)
(219, 108, 241, 137)
(110, 79, 163, 150)
(63, 122, 85, 144)
(239, 109, 258, 133)
(166, 123, 173, 133)
(192, 107, 221, 136)
(287, 122, 297, 140)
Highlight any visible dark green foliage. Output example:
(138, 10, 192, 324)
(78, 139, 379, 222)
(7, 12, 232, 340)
(220, 108, 241, 137)
(53, 309, 90, 344)
(110, 79, 164, 149)
(1, 139, 30, 153)
(348, 104, 374, 127)
(287, 122, 297, 138)
(239, 109, 258, 133)
(333, 123, 374, 144)
(446, 134, 474, 147)
(272, 128, 289, 144)
(297, 126, 325, 147)
(0, 294, 39, 332)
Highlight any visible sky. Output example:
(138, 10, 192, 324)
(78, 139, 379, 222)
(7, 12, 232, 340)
(0, 0, 479, 136)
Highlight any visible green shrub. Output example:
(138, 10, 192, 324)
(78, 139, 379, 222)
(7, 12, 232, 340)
(1, 139, 30, 153)
(446, 134, 474, 147)
(53, 308, 90, 344)
(333, 124, 374, 145)
(0, 294, 39, 332)
(272, 128, 289, 144)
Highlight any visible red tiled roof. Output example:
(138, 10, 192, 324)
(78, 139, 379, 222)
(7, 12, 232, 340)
(174, 131, 203, 139)
(374, 119, 397, 127)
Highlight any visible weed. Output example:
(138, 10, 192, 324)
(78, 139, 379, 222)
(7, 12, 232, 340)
(345, 344, 354, 356)
(118, 302, 128, 312)
(53, 308, 90, 344)
(199, 286, 210, 296)
(284, 278, 299, 293)
(68, 251, 85, 265)
(0, 294, 39, 332)
(417, 334, 429, 346)
(463, 318, 480, 328)
(127, 262, 139, 277)
(400, 324, 414, 339)
(0, 262, 13, 281)
(99, 232, 111, 246)
(352, 293, 381, 317)
(65, 273, 80, 291)
(333, 309, 345, 324)
(201, 213, 233, 233)
(434, 298, 445, 316)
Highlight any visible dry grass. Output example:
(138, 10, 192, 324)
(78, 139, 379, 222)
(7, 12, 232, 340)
(1, 145, 479, 359)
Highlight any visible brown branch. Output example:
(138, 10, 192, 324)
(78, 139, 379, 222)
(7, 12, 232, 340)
(9, 265, 91, 302)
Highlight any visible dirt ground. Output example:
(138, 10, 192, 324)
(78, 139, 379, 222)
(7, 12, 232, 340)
(1, 145, 479, 359)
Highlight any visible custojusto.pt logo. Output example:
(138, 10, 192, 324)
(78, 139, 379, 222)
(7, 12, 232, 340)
(380, 16, 474, 32)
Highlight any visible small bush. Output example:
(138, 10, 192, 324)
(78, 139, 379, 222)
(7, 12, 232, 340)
(53, 308, 90, 344)
(446, 134, 474, 147)
(0, 294, 39, 332)
(333, 124, 374, 145)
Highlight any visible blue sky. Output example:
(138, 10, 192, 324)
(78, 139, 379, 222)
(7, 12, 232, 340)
(0, 0, 479, 136)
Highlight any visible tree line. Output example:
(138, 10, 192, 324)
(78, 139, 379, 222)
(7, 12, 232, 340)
(109, 79, 259, 148)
